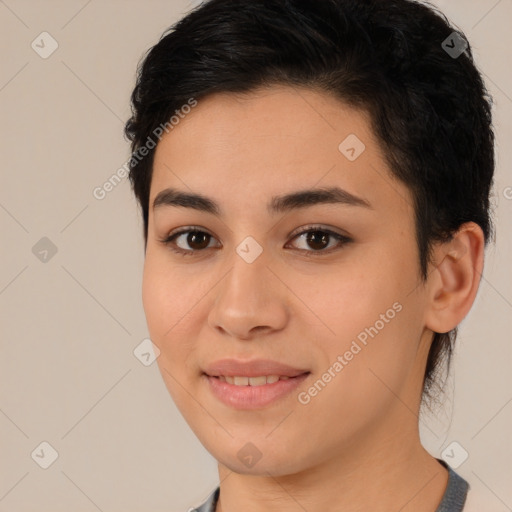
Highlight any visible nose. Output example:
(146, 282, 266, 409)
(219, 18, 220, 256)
(207, 249, 289, 340)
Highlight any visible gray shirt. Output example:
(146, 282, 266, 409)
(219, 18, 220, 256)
(190, 460, 469, 512)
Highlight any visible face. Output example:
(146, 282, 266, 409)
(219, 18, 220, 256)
(143, 85, 433, 476)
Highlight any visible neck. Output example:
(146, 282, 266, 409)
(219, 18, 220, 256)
(215, 418, 448, 512)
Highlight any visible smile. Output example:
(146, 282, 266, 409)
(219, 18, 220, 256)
(204, 372, 310, 409)
(216, 375, 291, 385)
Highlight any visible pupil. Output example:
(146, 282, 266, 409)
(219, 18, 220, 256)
(307, 231, 328, 250)
(189, 231, 209, 249)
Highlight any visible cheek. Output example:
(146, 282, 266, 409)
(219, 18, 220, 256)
(142, 251, 194, 330)
(141, 255, 200, 362)
(142, 260, 171, 338)
(142, 256, 203, 410)
(297, 251, 422, 407)
(297, 307, 421, 452)
(293, 254, 409, 349)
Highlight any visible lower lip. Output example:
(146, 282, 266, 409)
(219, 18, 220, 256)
(204, 373, 310, 410)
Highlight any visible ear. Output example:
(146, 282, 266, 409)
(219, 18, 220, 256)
(424, 222, 485, 334)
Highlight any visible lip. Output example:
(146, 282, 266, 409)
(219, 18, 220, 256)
(204, 372, 310, 409)
(203, 358, 309, 378)
(202, 359, 311, 409)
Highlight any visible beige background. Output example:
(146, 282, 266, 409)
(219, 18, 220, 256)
(1, 0, 511, 510)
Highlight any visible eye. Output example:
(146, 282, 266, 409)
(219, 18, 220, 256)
(159, 226, 219, 256)
(286, 225, 352, 256)
(159, 225, 352, 257)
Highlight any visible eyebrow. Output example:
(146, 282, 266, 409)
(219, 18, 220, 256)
(152, 186, 372, 216)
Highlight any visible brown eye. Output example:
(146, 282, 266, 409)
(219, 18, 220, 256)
(161, 227, 219, 256)
(304, 231, 330, 250)
(288, 226, 352, 255)
(160, 225, 352, 257)
(181, 231, 211, 250)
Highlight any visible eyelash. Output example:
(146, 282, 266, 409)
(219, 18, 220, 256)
(158, 225, 352, 258)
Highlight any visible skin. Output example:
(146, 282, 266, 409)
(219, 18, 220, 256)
(142, 85, 484, 512)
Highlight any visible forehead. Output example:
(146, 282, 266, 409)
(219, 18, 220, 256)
(150, 85, 412, 219)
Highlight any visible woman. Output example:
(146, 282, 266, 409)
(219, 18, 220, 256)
(124, 1, 495, 510)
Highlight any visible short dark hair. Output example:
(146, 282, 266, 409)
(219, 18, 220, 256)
(124, 0, 495, 404)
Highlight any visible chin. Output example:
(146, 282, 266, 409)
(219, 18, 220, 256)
(210, 438, 306, 477)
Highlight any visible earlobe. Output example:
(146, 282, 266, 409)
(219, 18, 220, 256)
(424, 222, 485, 334)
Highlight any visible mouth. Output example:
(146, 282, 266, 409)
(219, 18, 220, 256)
(203, 371, 311, 409)
(203, 357, 310, 379)
(201, 358, 311, 409)
(208, 374, 307, 386)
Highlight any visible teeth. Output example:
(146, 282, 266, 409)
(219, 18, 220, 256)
(247, 376, 267, 386)
(219, 375, 288, 386)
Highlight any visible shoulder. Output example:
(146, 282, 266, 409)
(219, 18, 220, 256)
(439, 461, 506, 512)
(463, 483, 507, 512)
(188, 487, 220, 512)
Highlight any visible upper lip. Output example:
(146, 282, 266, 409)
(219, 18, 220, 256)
(203, 358, 310, 378)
